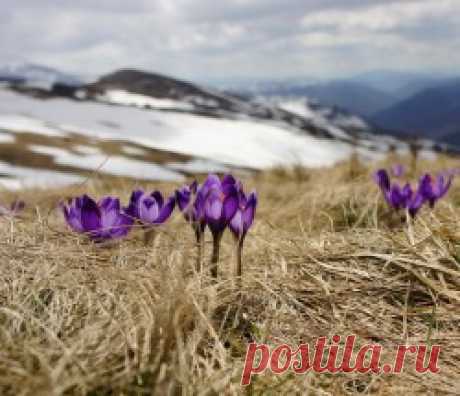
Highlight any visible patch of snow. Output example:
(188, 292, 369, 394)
(0, 114, 65, 136)
(167, 159, 231, 174)
(96, 90, 195, 111)
(73, 145, 102, 155)
(277, 98, 317, 119)
(54, 153, 185, 182)
(122, 145, 148, 156)
(332, 114, 368, 130)
(259, 96, 373, 141)
(0, 132, 15, 143)
(74, 89, 87, 100)
(0, 88, 433, 183)
(29, 144, 69, 157)
(141, 114, 353, 169)
(0, 161, 85, 190)
(0, 88, 356, 169)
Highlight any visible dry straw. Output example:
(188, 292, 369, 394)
(0, 155, 459, 395)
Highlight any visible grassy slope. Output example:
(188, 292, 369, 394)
(0, 156, 459, 395)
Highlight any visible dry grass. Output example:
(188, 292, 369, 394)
(0, 155, 459, 395)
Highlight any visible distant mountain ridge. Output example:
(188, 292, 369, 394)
(227, 79, 397, 117)
(372, 78, 460, 146)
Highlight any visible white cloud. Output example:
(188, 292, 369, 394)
(302, 0, 460, 32)
(1, 0, 460, 80)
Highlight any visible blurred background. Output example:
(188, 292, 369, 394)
(0, 0, 459, 189)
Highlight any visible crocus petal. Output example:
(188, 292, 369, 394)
(99, 196, 118, 211)
(206, 196, 223, 221)
(242, 192, 257, 231)
(80, 195, 101, 232)
(400, 183, 413, 208)
(434, 173, 452, 199)
(388, 184, 403, 209)
(100, 197, 121, 230)
(151, 191, 164, 209)
(193, 190, 206, 222)
(154, 196, 175, 224)
(200, 174, 221, 197)
(374, 169, 391, 192)
(408, 191, 425, 218)
(190, 180, 198, 193)
(139, 196, 160, 224)
(109, 212, 133, 238)
(229, 209, 244, 237)
(125, 189, 144, 218)
(223, 192, 238, 222)
(222, 174, 237, 186)
(418, 174, 436, 207)
(176, 187, 191, 211)
(62, 203, 84, 232)
(238, 190, 248, 206)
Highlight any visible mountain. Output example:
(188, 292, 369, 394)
(82, 68, 394, 142)
(348, 70, 450, 96)
(223, 78, 398, 118)
(372, 79, 460, 146)
(0, 63, 82, 89)
(280, 81, 397, 117)
(0, 65, 445, 189)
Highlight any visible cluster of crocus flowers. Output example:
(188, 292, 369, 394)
(374, 167, 453, 218)
(61, 188, 176, 244)
(176, 174, 257, 280)
(60, 174, 257, 279)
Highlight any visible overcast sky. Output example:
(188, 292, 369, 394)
(2, 0, 460, 81)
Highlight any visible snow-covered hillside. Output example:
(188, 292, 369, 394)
(0, 66, 441, 190)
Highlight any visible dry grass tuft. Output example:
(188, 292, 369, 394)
(0, 155, 459, 395)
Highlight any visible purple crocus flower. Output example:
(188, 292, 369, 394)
(229, 189, 257, 281)
(125, 189, 175, 226)
(229, 191, 257, 240)
(204, 181, 239, 238)
(175, 179, 211, 272)
(62, 194, 133, 242)
(0, 200, 25, 217)
(176, 174, 240, 277)
(175, 180, 206, 231)
(418, 173, 453, 208)
(176, 176, 239, 235)
(202, 174, 239, 278)
(374, 169, 425, 218)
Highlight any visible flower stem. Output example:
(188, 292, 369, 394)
(194, 228, 204, 273)
(406, 210, 415, 246)
(234, 237, 244, 277)
(234, 237, 245, 288)
(210, 232, 223, 278)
